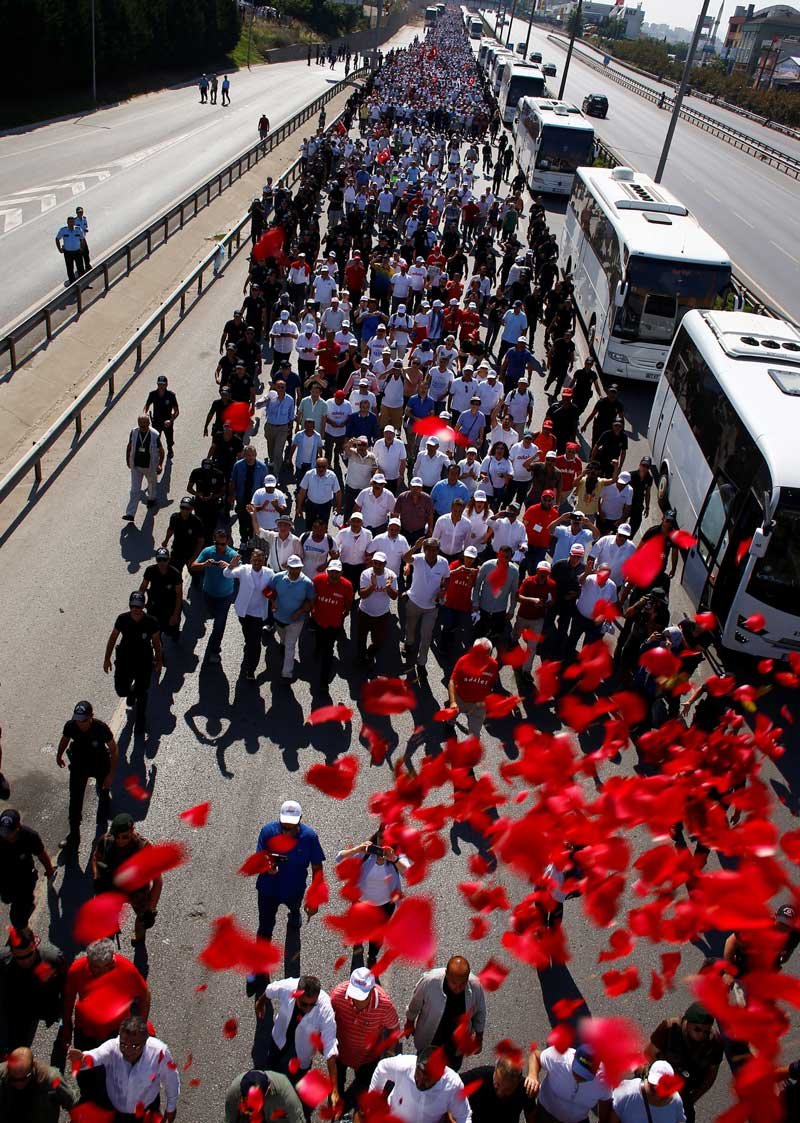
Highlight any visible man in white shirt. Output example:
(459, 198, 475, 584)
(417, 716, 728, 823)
(570, 564, 618, 651)
(414, 438, 450, 490)
(357, 552, 398, 668)
(312, 266, 338, 310)
(335, 511, 373, 589)
(250, 475, 289, 534)
(69, 1015, 180, 1122)
(320, 296, 346, 335)
(269, 310, 299, 375)
(367, 517, 410, 579)
(295, 324, 321, 383)
(355, 474, 396, 533)
(372, 427, 406, 492)
(296, 457, 342, 529)
(475, 370, 503, 421)
(503, 378, 534, 438)
(508, 432, 540, 506)
(369, 1048, 471, 1123)
(348, 379, 378, 413)
(611, 1061, 686, 1123)
(490, 503, 528, 563)
(408, 257, 428, 309)
(255, 975, 339, 1098)
(432, 499, 472, 559)
(378, 360, 406, 432)
(367, 325, 392, 368)
(428, 356, 454, 408)
(402, 537, 450, 671)
(449, 366, 478, 422)
(226, 549, 275, 679)
(324, 390, 353, 470)
(588, 522, 637, 585)
(528, 1042, 612, 1123)
(598, 471, 633, 533)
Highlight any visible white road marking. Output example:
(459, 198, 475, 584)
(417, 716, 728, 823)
(0, 207, 22, 232)
(70, 180, 86, 195)
(732, 211, 754, 229)
(770, 239, 800, 265)
(40, 193, 57, 212)
(706, 189, 722, 202)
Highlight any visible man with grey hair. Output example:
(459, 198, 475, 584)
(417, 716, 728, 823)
(124, 414, 164, 521)
(69, 1014, 180, 1122)
(61, 938, 150, 1050)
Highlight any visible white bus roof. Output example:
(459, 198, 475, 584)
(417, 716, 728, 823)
(576, 166, 731, 267)
(521, 97, 595, 131)
(686, 309, 800, 486)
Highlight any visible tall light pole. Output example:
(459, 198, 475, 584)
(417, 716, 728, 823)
(558, 0, 582, 99)
(655, 0, 711, 182)
(523, 1, 539, 59)
(91, 0, 97, 104)
(504, 0, 520, 47)
(246, 1, 255, 69)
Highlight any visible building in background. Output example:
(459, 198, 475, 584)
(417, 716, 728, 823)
(733, 5, 800, 74)
(553, 0, 645, 39)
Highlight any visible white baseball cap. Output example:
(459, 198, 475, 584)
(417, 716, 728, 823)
(327, 559, 343, 571)
(279, 799, 302, 824)
(372, 551, 387, 563)
(618, 523, 632, 537)
(286, 555, 303, 568)
(464, 546, 478, 558)
(648, 1061, 675, 1088)
(346, 967, 376, 1000)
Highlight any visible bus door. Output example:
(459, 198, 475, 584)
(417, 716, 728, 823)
(683, 481, 730, 607)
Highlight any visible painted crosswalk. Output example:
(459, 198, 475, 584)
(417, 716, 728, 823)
(0, 170, 111, 235)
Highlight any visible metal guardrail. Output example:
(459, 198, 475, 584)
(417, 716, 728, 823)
(591, 136, 785, 322)
(0, 101, 350, 511)
(546, 35, 800, 180)
(0, 67, 368, 381)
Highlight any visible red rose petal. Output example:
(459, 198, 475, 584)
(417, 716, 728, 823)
(197, 915, 281, 975)
(361, 677, 417, 715)
(73, 892, 128, 945)
(622, 534, 666, 588)
(305, 754, 359, 799)
(223, 1017, 238, 1039)
(179, 801, 211, 828)
(113, 841, 189, 892)
(296, 1070, 333, 1108)
(306, 704, 354, 726)
(477, 957, 509, 991)
(384, 896, 436, 963)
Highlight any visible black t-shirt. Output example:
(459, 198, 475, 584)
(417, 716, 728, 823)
(462, 1066, 535, 1123)
(593, 396, 624, 434)
(570, 365, 595, 401)
(143, 563, 182, 615)
(650, 1018, 723, 1096)
(145, 389, 178, 425)
(216, 356, 238, 385)
(431, 980, 467, 1063)
(206, 398, 229, 435)
(210, 435, 244, 479)
(188, 465, 225, 498)
(236, 338, 262, 373)
(242, 295, 266, 331)
(550, 558, 584, 603)
(0, 826, 44, 889)
(168, 511, 205, 556)
(594, 429, 628, 464)
(229, 373, 255, 403)
(62, 718, 114, 776)
(114, 612, 160, 663)
(629, 470, 654, 514)
(545, 401, 580, 436)
(222, 318, 245, 347)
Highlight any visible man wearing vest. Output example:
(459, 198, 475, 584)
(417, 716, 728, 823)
(124, 416, 164, 522)
(54, 216, 86, 284)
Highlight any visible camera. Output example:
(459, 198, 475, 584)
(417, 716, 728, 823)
(367, 843, 385, 858)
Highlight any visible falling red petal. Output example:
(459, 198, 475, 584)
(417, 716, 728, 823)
(179, 801, 211, 828)
(305, 754, 359, 799)
(113, 841, 188, 893)
(307, 704, 354, 726)
(73, 893, 128, 945)
(223, 1017, 238, 1039)
(622, 534, 666, 588)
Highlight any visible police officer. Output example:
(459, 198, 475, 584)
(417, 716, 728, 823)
(139, 548, 183, 641)
(162, 496, 205, 573)
(55, 701, 119, 851)
(187, 456, 226, 540)
(102, 593, 162, 734)
(144, 376, 180, 458)
(74, 206, 90, 272)
(54, 216, 86, 284)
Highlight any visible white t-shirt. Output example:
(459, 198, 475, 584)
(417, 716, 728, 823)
(408, 553, 450, 609)
(576, 573, 618, 620)
(611, 1079, 685, 1123)
(538, 1047, 612, 1123)
(509, 441, 538, 482)
(590, 533, 637, 585)
(504, 388, 533, 424)
(366, 531, 409, 576)
(335, 526, 373, 564)
(599, 482, 634, 521)
(325, 399, 353, 437)
(358, 567, 396, 616)
(450, 377, 479, 413)
(373, 438, 405, 480)
(356, 486, 397, 528)
(380, 373, 405, 408)
(369, 1056, 470, 1123)
(251, 488, 288, 533)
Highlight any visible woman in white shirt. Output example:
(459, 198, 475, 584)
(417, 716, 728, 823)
(479, 442, 512, 509)
(464, 491, 493, 555)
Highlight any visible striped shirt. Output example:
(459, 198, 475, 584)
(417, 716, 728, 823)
(330, 981, 400, 1069)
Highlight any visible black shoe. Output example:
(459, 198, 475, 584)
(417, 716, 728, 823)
(125, 695, 135, 708)
(59, 832, 79, 850)
(122, 514, 135, 522)
(145, 499, 158, 509)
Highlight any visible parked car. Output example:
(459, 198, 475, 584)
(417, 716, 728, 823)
(529, 50, 542, 63)
(582, 93, 609, 118)
(516, 42, 526, 55)
(542, 61, 557, 77)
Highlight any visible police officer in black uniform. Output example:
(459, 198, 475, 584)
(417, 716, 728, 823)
(144, 376, 180, 458)
(162, 496, 205, 573)
(187, 457, 226, 540)
(103, 593, 162, 734)
(139, 548, 183, 641)
(204, 385, 234, 439)
(55, 701, 118, 850)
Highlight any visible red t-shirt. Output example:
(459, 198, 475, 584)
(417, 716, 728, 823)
(555, 454, 582, 492)
(312, 573, 353, 628)
(452, 654, 499, 703)
(66, 953, 149, 1038)
(316, 340, 342, 377)
(443, 562, 478, 612)
(517, 575, 556, 620)
(523, 504, 560, 547)
(345, 261, 366, 291)
(533, 431, 556, 458)
(459, 311, 481, 341)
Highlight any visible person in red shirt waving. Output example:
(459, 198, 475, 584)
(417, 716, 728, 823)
(448, 637, 499, 738)
(312, 559, 354, 686)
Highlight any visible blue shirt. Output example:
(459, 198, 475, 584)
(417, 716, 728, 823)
(504, 347, 534, 379)
(256, 821, 326, 899)
(345, 411, 379, 443)
(430, 479, 470, 516)
(265, 394, 295, 426)
(406, 393, 435, 420)
(272, 570, 315, 624)
(230, 457, 268, 504)
(196, 545, 237, 598)
(360, 313, 382, 343)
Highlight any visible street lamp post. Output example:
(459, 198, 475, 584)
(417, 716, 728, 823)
(505, 0, 519, 47)
(655, 0, 711, 182)
(246, 1, 255, 70)
(523, 1, 539, 59)
(558, 0, 582, 99)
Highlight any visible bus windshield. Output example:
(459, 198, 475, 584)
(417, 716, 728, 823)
(613, 258, 732, 344)
(538, 125, 595, 173)
(508, 74, 546, 105)
(748, 492, 800, 615)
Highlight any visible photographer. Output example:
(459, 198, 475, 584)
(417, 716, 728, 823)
(335, 826, 409, 970)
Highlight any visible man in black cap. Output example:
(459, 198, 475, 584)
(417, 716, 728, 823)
(103, 593, 162, 733)
(163, 496, 205, 574)
(144, 376, 180, 459)
(187, 456, 227, 540)
(0, 811, 55, 929)
(55, 702, 119, 850)
(644, 1003, 722, 1123)
(224, 1068, 306, 1123)
(139, 549, 183, 641)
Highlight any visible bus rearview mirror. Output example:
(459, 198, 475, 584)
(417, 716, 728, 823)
(749, 528, 769, 558)
(614, 281, 628, 308)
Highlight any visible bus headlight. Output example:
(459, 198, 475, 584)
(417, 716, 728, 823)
(608, 351, 628, 363)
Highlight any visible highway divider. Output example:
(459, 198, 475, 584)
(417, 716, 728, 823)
(0, 101, 352, 521)
(546, 34, 800, 181)
(0, 67, 368, 381)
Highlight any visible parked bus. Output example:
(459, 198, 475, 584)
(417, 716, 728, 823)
(469, 16, 483, 38)
(490, 51, 518, 94)
(425, 5, 439, 26)
(498, 64, 547, 122)
(648, 309, 800, 658)
(560, 166, 733, 383)
(513, 98, 595, 194)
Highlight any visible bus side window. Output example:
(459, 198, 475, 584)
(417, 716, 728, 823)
(696, 487, 729, 567)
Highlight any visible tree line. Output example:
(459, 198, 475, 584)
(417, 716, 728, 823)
(4, 0, 241, 99)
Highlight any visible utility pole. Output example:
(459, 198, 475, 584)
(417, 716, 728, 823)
(90, 0, 97, 104)
(558, 0, 582, 99)
(523, 1, 539, 59)
(505, 0, 519, 47)
(655, 0, 711, 182)
(246, 1, 255, 70)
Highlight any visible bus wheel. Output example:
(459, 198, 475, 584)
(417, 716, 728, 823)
(657, 465, 670, 511)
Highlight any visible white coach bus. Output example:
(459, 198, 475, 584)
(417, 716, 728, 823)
(648, 309, 800, 658)
(497, 62, 546, 120)
(513, 98, 595, 194)
(561, 166, 733, 383)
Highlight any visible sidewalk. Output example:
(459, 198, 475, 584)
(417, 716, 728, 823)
(0, 84, 354, 484)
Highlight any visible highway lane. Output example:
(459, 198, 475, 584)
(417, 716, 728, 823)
(0, 28, 418, 332)
(481, 14, 800, 321)
(2, 207, 800, 1121)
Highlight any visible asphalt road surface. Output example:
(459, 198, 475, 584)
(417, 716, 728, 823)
(0, 29, 417, 331)
(479, 13, 800, 322)
(1, 94, 799, 1123)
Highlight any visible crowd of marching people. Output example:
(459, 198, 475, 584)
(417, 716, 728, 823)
(2, 8, 799, 1123)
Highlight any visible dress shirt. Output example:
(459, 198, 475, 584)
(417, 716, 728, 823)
(356, 487, 396, 528)
(264, 977, 338, 1070)
(270, 320, 299, 354)
(599, 482, 633, 522)
(369, 1055, 471, 1123)
(367, 531, 409, 575)
(265, 393, 295, 426)
(576, 573, 618, 620)
(489, 517, 527, 555)
(450, 378, 479, 412)
(432, 514, 472, 555)
(430, 478, 470, 517)
(229, 564, 275, 619)
(84, 1036, 180, 1113)
(538, 1047, 612, 1123)
(373, 438, 405, 480)
(589, 534, 637, 584)
(413, 450, 450, 488)
(358, 567, 397, 616)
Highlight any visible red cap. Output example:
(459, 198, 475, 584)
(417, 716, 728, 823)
(561, 387, 574, 397)
(542, 419, 554, 429)
(541, 489, 555, 499)
(566, 441, 579, 451)
(334, 389, 345, 400)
